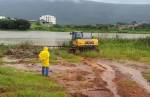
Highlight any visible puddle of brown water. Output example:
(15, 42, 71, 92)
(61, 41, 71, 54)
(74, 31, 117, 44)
(99, 60, 150, 93)
(115, 64, 150, 93)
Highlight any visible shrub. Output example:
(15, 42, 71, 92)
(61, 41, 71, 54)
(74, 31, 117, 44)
(0, 19, 30, 30)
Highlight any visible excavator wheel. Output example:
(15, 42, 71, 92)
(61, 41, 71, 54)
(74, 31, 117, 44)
(69, 47, 76, 54)
(69, 47, 81, 54)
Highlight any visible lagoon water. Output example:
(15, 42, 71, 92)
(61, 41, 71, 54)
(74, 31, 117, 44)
(0, 31, 150, 46)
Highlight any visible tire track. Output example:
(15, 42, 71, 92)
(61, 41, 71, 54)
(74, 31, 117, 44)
(98, 63, 121, 97)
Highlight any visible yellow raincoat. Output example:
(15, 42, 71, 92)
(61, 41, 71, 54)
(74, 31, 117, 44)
(39, 47, 50, 67)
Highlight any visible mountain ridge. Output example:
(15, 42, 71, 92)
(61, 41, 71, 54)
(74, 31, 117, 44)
(0, 0, 150, 24)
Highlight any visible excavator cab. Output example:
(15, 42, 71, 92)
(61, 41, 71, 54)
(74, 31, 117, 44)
(71, 32, 84, 40)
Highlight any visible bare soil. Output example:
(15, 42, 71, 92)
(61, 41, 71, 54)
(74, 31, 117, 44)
(3, 57, 150, 97)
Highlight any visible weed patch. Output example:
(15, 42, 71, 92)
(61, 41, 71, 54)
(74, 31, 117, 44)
(58, 49, 81, 63)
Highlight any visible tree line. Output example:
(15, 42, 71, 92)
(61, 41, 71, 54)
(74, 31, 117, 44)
(0, 19, 30, 30)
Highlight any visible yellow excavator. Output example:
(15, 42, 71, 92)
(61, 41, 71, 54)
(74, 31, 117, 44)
(69, 32, 99, 53)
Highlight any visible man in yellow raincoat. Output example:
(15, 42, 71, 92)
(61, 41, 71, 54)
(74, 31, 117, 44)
(39, 47, 50, 76)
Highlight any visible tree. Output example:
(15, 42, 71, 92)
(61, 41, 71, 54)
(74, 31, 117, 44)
(16, 19, 31, 30)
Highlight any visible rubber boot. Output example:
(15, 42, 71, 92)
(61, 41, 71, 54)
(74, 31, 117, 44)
(42, 67, 45, 76)
(45, 67, 49, 76)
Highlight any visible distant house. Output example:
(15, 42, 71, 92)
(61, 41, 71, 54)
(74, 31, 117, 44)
(39, 15, 56, 25)
(0, 16, 7, 20)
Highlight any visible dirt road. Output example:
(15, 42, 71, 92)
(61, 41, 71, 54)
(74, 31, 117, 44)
(3, 57, 150, 97)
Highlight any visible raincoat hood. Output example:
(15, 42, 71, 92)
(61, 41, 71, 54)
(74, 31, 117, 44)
(43, 47, 49, 51)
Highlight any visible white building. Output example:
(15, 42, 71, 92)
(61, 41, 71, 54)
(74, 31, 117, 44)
(39, 15, 56, 25)
(0, 16, 7, 20)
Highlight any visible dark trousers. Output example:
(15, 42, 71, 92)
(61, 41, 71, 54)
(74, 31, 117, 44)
(42, 67, 49, 76)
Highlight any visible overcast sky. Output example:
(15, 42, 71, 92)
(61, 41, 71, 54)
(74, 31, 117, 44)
(44, 0, 150, 4)
(90, 0, 150, 4)
(0, 0, 150, 4)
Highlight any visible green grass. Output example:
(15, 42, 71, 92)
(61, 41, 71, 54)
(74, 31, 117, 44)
(51, 49, 59, 64)
(143, 73, 150, 82)
(1, 38, 150, 64)
(0, 44, 9, 58)
(30, 22, 150, 34)
(0, 66, 69, 97)
(0, 58, 4, 65)
(59, 50, 81, 63)
(82, 38, 150, 64)
(30, 22, 96, 32)
(51, 49, 81, 63)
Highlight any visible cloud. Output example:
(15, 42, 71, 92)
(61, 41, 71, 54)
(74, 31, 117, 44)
(89, 0, 150, 4)
(0, 0, 150, 4)
(45, 0, 81, 3)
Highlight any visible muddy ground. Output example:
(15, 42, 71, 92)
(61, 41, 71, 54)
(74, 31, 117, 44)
(2, 57, 150, 97)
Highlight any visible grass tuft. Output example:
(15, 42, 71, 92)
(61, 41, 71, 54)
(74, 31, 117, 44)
(143, 73, 150, 82)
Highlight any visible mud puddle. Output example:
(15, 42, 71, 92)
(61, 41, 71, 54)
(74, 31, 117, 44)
(115, 64, 150, 93)
(51, 59, 114, 97)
